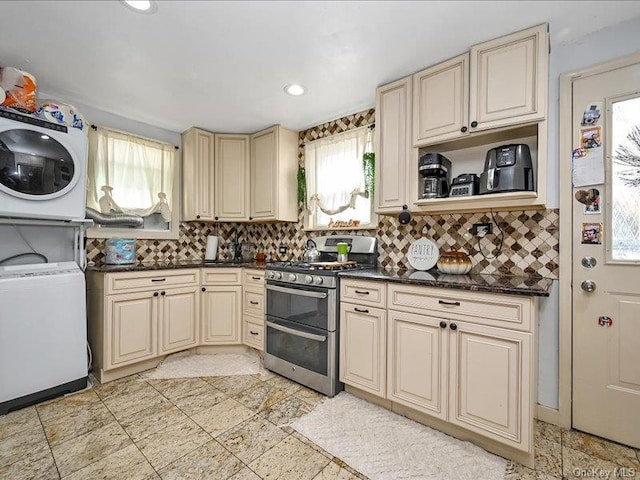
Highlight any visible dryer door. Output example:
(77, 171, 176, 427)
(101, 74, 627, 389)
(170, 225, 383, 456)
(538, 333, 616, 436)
(0, 128, 78, 200)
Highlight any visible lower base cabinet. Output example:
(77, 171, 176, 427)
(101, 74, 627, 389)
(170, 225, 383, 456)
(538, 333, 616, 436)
(201, 286, 242, 344)
(160, 286, 199, 354)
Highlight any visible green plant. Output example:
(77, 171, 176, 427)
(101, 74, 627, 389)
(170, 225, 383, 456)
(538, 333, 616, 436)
(297, 166, 307, 208)
(363, 152, 375, 198)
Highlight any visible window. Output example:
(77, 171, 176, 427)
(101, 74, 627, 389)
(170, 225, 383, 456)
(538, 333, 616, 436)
(86, 126, 179, 239)
(304, 126, 376, 230)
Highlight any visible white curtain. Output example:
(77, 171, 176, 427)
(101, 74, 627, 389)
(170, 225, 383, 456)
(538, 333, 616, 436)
(87, 127, 175, 221)
(305, 126, 368, 215)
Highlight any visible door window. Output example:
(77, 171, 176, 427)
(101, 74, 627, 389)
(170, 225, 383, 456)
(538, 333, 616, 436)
(0, 129, 74, 196)
(610, 95, 640, 262)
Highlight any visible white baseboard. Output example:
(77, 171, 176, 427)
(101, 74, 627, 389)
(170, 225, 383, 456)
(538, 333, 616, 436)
(536, 404, 561, 426)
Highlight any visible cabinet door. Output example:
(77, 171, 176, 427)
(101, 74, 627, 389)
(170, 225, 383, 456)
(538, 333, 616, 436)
(182, 128, 215, 221)
(470, 24, 548, 130)
(448, 321, 532, 452)
(201, 286, 242, 344)
(159, 287, 199, 354)
(106, 291, 157, 369)
(413, 53, 469, 146)
(339, 303, 387, 397)
(250, 127, 277, 220)
(375, 77, 412, 213)
(215, 134, 250, 221)
(387, 310, 447, 419)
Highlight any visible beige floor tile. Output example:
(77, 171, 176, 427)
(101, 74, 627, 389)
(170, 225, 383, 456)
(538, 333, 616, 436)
(118, 401, 190, 442)
(0, 448, 59, 480)
(290, 431, 334, 460)
(190, 398, 255, 437)
(563, 445, 637, 479)
(147, 377, 211, 401)
(254, 368, 278, 382)
(249, 435, 331, 480)
(171, 384, 227, 417)
(266, 375, 303, 396)
(0, 425, 50, 468)
(218, 416, 288, 464)
(293, 387, 326, 408)
(331, 459, 368, 480)
(534, 437, 562, 478)
(41, 400, 114, 446)
(93, 375, 145, 400)
(535, 420, 562, 445)
(204, 375, 262, 395)
(228, 467, 262, 480)
(232, 382, 287, 413)
(505, 462, 560, 480)
(157, 439, 244, 480)
(312, 460, 362, 480)
(102, 384, 170, 420)
(0, 406, 41, 441)
(36, 389, 101, 422)
(64, 444, 157, 480)
(51, 421, 132, 477)
(259, 396, 312, 426)
(563, 428, 640, 469)
(135, 417, 210, 471)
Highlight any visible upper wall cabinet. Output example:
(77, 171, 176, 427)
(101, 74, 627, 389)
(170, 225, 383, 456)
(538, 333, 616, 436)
(470, 24, 548, 131)
(375, 77, 413, 213)
(413, 53, 469, 146)
(182, 128, 215, 221)
(250, 125, 298, 222)
(215, 134, 250, 221)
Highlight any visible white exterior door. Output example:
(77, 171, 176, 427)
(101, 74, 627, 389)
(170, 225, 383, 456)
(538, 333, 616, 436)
(572, 60, 640, 449)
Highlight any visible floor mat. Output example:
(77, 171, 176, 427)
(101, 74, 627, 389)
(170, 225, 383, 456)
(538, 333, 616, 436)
(291, 392, 507, 480)
(141, 350, 261, 379)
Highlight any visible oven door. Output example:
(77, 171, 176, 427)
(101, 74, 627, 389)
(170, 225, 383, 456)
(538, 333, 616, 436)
(266, 281, 336, 330)
(265, 316, 329, 377)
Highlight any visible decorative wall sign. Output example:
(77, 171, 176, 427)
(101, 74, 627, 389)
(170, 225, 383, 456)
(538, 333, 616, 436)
(581, 222, 603, 245)
(406, 238, 439, 271)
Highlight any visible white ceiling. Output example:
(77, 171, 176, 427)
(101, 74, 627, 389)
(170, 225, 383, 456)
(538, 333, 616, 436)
(1, 1, 639, 134)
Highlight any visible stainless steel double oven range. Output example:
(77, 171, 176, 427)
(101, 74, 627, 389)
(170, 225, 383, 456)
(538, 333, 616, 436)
(264, 235, 377, 397)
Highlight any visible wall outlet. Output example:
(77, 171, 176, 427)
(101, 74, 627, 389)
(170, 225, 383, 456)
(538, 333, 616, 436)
(278, 245, 288, 254)
(472, 223, 493, 237)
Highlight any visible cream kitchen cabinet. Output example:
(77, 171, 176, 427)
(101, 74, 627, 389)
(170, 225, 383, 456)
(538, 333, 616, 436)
(201, 268, 242, 344)
(375, 77, 413, 214)
(242, 268, 265, 351)
(182, 128, 215, 221)
(215, 134, 250, 221)
(159, 286, 199, 354)
(250, 126, 298, 222)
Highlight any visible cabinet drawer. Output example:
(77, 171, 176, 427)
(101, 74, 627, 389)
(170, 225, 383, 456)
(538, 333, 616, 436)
(388, 284, 532, 331)
(243, 269, 265, 286)
(106, 269, 199, 294)
(243, 317, 264, 351)
(243, 289, 264, 316)
(201, 268, 242, 285)
(340, 280, 386, 308)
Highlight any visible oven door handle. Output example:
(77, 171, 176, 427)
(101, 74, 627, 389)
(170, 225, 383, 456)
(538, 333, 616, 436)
(266, 321, 327, 342)
(266, 284, 327, 299)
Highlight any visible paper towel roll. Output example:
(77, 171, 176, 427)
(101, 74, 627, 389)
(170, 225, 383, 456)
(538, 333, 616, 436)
(205, 236, 219, 261)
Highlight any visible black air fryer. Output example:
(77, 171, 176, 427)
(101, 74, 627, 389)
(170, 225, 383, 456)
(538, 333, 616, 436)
(479, 144, 534, 194)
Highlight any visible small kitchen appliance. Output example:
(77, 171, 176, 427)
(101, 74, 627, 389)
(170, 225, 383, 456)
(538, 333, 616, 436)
(449, 173, 480, 197)
(479, 144, 534, 195)
(264, 235, 377, 397)
(418, 153, 451, 198)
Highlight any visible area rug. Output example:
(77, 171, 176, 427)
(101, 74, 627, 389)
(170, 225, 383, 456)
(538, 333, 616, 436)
(291, 392, 507, 480)
(141, 351, 261, 379)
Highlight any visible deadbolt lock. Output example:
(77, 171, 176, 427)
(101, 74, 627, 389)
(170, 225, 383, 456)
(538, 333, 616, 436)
(581, 280, 597, 293)
(581, 257, 597, 268)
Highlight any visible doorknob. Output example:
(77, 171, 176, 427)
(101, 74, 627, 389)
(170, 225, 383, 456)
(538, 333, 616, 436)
(581, 280, 597, 292)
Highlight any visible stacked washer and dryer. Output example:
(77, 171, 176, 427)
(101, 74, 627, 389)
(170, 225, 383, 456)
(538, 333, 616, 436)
(0, 110, 89, 414)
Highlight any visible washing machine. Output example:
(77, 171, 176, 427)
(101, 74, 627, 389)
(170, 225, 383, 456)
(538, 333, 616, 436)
(0, 109, 87, 221)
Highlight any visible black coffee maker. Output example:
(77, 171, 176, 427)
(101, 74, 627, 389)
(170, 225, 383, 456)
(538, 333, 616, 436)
(418, 153, 451, 198)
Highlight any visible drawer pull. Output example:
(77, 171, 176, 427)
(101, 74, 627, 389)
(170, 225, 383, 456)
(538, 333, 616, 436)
(354, 307, 369, 313)
(438, 300, 460, 306)
(151, 278, 166, 282)
(252, 276, 261, 280)
(249, 301, 259, 305)
(250, 330, 259, 335)
(354, 290, 370, 295)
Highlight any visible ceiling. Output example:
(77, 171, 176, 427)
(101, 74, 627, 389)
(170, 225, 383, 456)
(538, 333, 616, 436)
(1, 1, 639, 134)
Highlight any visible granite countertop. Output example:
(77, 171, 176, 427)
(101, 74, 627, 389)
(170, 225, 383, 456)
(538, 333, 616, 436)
(86, 260, 269, 273)
(338, 268, 552, 297)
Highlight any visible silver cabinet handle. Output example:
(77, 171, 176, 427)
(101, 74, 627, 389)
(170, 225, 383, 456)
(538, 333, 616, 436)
(266, 321, 327, 342)
(266, 284, 327, 299)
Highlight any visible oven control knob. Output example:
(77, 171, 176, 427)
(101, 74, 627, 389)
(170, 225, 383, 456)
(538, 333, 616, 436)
(267, 271, 274, 279)
(274, 272, 282, 280)
(305, 275, 313, 284)
(288, 273, 297, 282)
(314, 276, 323, 285)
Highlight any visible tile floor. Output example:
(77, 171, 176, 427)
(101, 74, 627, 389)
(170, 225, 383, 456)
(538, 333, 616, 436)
(0, 370, 638, 479)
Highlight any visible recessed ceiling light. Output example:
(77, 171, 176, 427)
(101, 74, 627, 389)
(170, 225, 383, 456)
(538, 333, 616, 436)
(121, 0, 157, 14)
(284, 84, 306, 96)
(40, 134, 50, 140)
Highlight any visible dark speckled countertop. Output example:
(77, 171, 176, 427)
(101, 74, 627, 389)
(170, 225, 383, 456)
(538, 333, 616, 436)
(338, 268, 551, 297)
(86, 260, 268, 273)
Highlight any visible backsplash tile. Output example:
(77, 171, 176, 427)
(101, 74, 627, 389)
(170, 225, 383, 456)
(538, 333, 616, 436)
(85, 108, 559, 279)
